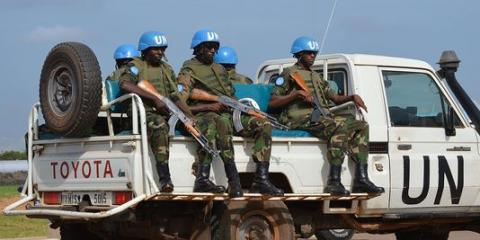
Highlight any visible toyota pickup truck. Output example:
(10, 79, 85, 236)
(4, 42, 480, 240)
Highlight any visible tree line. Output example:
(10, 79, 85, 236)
(0, 151, 27, 160)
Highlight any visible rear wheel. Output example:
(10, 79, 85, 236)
(39, 42, 102, 137)
(216, 201, 295, 240)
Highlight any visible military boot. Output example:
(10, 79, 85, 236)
(193, 163, 226, 193)
(224, 161, 243, 198)
(249, 162, 284, 196)
(324, 165, 350, 196)
(156, 163, 174, 193)
(352, 164, 385, 194)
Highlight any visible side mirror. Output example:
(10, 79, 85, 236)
(445, 106, 456, 136)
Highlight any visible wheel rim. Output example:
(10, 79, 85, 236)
(239, 215, 273, 240)
(238, 209, 282, 240)
(329, 229, 351, 237)
(48, 64, 77, 116)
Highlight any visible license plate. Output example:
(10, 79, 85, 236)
(61, 192, 112, 206)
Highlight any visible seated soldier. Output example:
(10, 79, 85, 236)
(118, 31, 183, 193)
(107, 44, 140, 81)
(178, 29, 284, 197)
(269, 36, 384, 195)
(214, 46, 253, 84)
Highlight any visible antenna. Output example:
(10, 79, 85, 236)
(319, 0, 338, 54)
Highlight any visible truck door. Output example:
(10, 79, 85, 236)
(382, 68, 480, 209)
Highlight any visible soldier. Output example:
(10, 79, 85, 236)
(214, 46, 253, 84)
(118, 31, 181, 193)
(106, 44, 140, 81)
(177, 29, 284, 197)
(269, 36, 384, 195)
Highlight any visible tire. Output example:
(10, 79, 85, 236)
(395, 228, 449, 240)
(39, 42, 102, 137)
(216, 201, 295, 240)
(315, 229, 354, 240)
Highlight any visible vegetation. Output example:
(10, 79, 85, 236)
(0, 185, 49, 238)
(0, 150, 27, 160)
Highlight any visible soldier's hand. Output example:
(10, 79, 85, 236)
(352, 95, 368, 112)
(206, 103, 225, 112)
(296, 90, 313, 103)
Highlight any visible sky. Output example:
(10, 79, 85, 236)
(0, 0, 478, 151)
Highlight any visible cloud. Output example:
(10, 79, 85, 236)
(25, 25, 86, 43)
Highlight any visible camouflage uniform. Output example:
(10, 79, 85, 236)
(272, 63, 369, 166)
(106, 66, 126, 82)
(227, 69, 254, 85)
(178, 58, 272, 165)
(119, 57, 180, 165)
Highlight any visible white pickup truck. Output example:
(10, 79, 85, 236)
(4, 42, 480, 240)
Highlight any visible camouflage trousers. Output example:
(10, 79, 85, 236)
(194, 112, 272, 165)
(146, 112, 170, 164)
(299, 115, 369, 166)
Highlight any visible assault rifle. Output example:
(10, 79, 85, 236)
(190, 88, 289, 132)
(290, 72, 329, 123)
(137, 80, 221, 161)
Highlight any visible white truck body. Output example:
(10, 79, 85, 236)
(5, 51, 480, 239)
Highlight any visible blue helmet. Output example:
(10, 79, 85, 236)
(190, 29, 220, 49)
(114, 44, 140, 60)
(138, 31, 168, 51)
(214, 46, 238, 65)
(290, 36, 320, 54)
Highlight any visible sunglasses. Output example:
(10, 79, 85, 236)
(202, 42, 219, 50)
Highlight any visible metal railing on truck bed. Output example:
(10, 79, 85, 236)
(3, 92, 378, 220)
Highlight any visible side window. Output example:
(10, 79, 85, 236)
(316, 70, 347, 95)
(383, 71, 462, 127)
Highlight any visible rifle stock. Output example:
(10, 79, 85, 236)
(190, 88, 289, 130)
(290, 72, 311, 93)
(289, 72, 329, 121)
(190, 89, 220, 102)
(137, 80, 164, 100)
(137, 80, 201, 137)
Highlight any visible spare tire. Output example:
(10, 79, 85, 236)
(39, 42, 102, 137)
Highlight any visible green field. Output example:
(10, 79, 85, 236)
(0, 185, 49, 238)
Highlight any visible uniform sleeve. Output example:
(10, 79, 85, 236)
(176, 67, 195, 103)
(271, 70, 291, 97)
(118, 63, 140, 90)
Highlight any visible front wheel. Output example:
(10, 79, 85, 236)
(215, 201, 295, 240)
(315, 228, 354, 240)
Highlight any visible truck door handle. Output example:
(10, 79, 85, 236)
(397, 144, 412, 150)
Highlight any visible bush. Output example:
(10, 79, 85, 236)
(0, 151, 27, 160)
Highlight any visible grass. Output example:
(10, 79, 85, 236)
(0, 185, 49, 238)
(0, 185, 18, 198)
